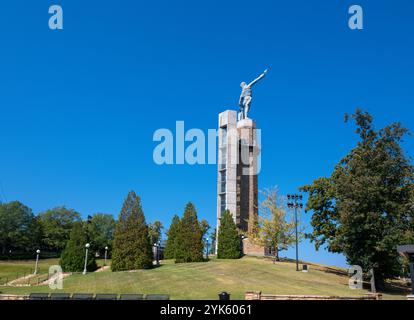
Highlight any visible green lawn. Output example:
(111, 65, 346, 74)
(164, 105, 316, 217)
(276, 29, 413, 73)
(0, 259, 59, 285)
(0, 256, 409, 299)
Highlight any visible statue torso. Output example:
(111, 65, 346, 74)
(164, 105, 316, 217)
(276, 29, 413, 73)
(241, 85, 252, 97)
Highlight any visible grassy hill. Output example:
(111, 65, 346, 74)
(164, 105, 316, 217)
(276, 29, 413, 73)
(0, 256, 409, 299)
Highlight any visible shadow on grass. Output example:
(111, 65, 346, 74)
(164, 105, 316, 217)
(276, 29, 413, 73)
(379, 280, 411, 296)
(358, 278, 410, 297)
(263, 256, 350, 277)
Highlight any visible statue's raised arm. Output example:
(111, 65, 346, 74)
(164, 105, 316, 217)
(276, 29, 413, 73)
(247, 69, 268, 88)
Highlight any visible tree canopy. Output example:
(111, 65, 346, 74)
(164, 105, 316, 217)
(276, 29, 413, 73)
(87, 213, 115, 255)
(0, 201, 41, 255)
(255, 187, 300, 260)
(148, 220, 163, 245)
(300, 110, 414, 287)
(38, 206, 81, 252)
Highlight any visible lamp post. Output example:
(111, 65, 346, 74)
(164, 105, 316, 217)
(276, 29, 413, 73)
(83, 243, 90, 275)
(154, 243, 159, 266)
(241, 235, 245, 257)
(287, 194, 303, 272)
(104, 246, 108, 266)
(34, 249, 40, 275)
(205, 238, 209, 260)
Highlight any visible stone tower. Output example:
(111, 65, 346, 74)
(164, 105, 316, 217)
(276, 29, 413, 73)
(216, 110, 260, 251)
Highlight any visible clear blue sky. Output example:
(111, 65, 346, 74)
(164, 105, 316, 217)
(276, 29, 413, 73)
(1, 1, 413, 267)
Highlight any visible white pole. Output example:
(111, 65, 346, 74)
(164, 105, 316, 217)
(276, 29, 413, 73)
(34, 249, 40, 275)
(83, 243, 90, 275)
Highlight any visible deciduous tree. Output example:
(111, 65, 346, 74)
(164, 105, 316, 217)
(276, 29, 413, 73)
(38, 207, 81, 252)
(87, 213, 115, 256)
(149, 220, 163, 245)
(300, 110, 414, 289)
(255, 187, 300, 261)
(0, 201, 41, 255)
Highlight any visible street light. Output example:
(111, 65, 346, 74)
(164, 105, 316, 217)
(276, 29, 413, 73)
(104, 246, 108, 266)
(205, 238, 209, 260)
(83, 243, 90, 275)
(154, 243, 159, 265)
(34, 249, 40, 275)
(287, 194, 303, 272)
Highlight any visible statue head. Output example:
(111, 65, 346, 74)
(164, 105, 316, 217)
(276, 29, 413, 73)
(240, 82, 246, 88)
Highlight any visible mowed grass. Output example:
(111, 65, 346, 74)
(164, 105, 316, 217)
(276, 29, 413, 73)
(0, 258, 108, 285)
(0, 256, 409, 299)
(0, 259, 59, 284)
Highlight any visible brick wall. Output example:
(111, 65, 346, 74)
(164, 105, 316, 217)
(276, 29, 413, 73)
(242, 238, 265, 256)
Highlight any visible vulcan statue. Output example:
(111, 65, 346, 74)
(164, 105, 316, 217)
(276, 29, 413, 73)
(239, 69, 268, 120)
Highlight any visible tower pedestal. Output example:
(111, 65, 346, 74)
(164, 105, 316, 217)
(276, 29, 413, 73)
(216, 110, 260, 253)
(236, 118, 259, 233)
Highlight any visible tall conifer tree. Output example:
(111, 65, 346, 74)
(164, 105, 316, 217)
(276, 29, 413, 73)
(217, 210, 242, 259)
(111, 191, 153, 271)
(175, 203, 204, 263)
(60, 222, 97, 272)
(164, 215, 180, 259)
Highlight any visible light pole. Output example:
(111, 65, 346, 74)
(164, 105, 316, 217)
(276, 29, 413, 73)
(154, 243, 159, 266)
(205, 238, 209, 260)
(83, 243, 90, 275)
(241, 235, 245, 256)
(158, 241, 162, 262)
(34, 249, 40, 275)
(104, 246, 108, 266)
(287, 194, 303, 272)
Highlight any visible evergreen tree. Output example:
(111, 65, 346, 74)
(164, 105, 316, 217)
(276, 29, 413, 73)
(300, 110, 414, 289)
(217, 210, 242, 259)
(174, 202, 204, 263)
(164, 215, 180, 259)
(111, 191, 153, 271)
(60, 222, 97, 272)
